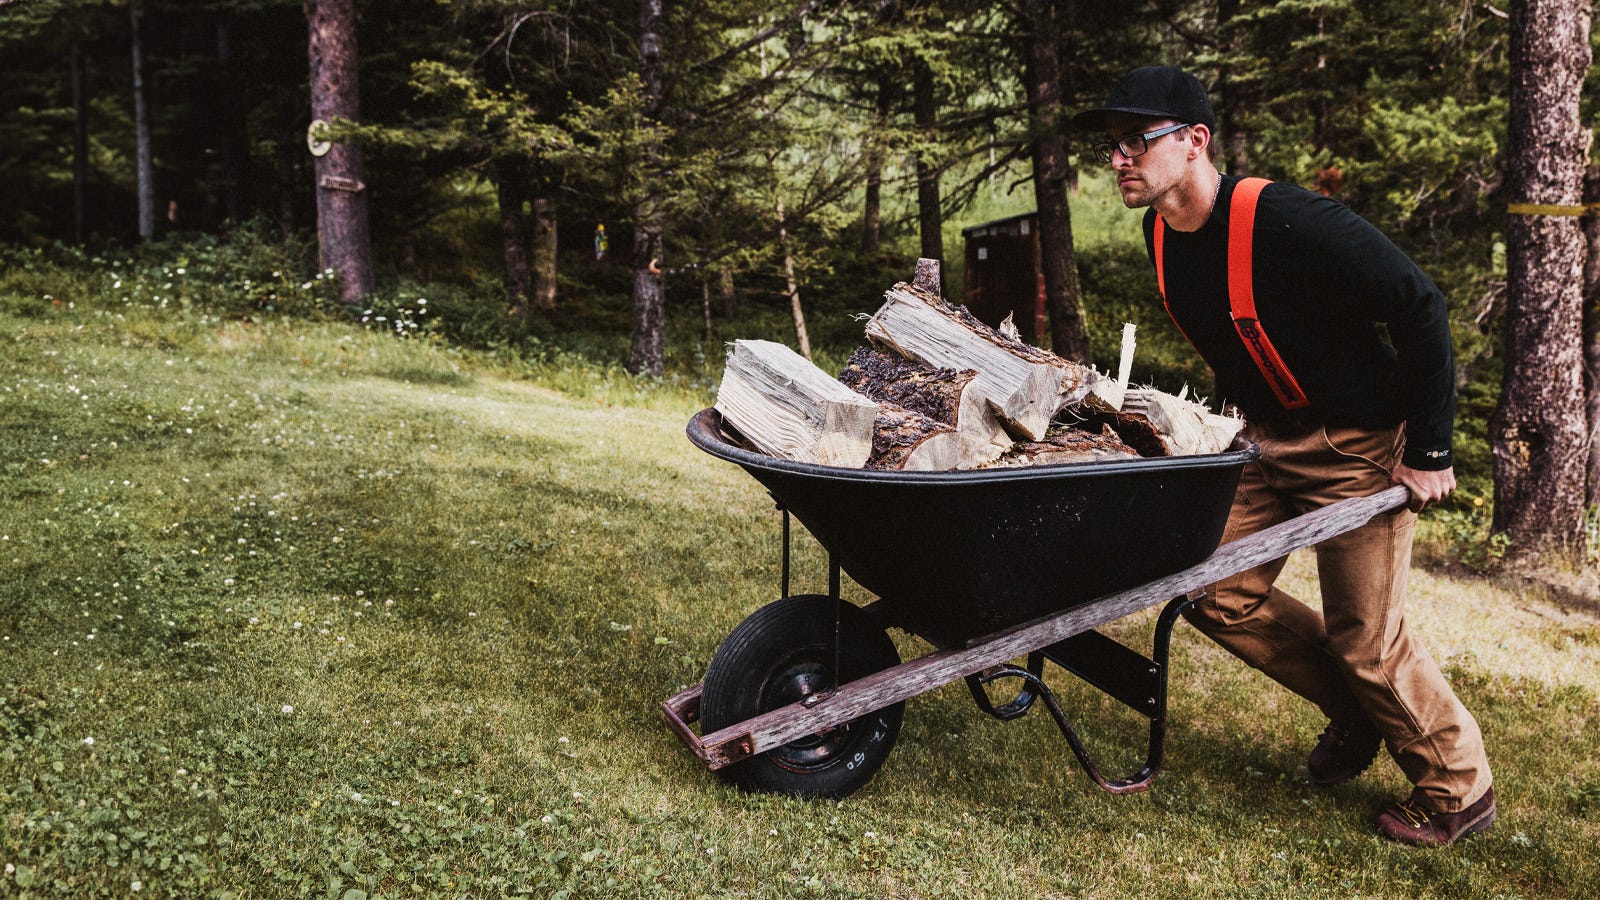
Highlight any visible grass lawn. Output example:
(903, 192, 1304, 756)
(2, 291, 1599, 898)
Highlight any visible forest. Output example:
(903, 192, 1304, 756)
(1, 0, 1597, 581)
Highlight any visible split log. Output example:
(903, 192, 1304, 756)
(1120, 387, 1245, 456)
(838, 346, 1011, 468)
(983, 424, 1140, 468)
(864, 282, 1112, 441)
(1088, 322, 1137, 411)
(863, 404, 965, 471)
(714, 339, 878, 467)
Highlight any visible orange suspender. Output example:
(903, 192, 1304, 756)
(1154, 176, 1311, 411)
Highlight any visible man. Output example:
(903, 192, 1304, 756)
(1071, 66, 1494, 846)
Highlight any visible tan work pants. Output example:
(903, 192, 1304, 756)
(1185, 421, 1492, 811)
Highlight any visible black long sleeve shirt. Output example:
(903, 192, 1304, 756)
(1142, 175, 1456, 471)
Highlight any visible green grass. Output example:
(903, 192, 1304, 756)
(3, 286, 1599, 898)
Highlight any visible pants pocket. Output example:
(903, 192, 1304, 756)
(1321, 424, 1404, 476)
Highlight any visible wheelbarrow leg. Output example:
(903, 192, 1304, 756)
(972, 593, 1196, 794)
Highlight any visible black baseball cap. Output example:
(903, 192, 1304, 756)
(1070, 66, 1215, 132)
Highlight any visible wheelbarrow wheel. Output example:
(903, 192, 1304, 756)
(700, 594, 903, 800)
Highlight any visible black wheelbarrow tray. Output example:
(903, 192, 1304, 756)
(662, 408, 1408, 799)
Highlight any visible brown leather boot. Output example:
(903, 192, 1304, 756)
(1375, 786, 1496, 846)
(1307, 719, 1382, 787)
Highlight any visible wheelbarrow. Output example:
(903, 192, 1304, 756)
(662, 408, 1409, 799)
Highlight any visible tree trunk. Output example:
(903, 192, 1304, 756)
(776, 194, 811, 359)
(496, 173, 531, 308)
(719, 262, 736, 317)
(130, 2, 155, 241)
(862, 77, 890, 255)
(912, 61, 943, 277)
(217, 19, 247, 225)
(72, 39, 88, 246)
(306, 0, 375, 305)
(1583, 165, 1600, 505)
(628, 0, 667, 376)
(1214, 0, 1250, 177)
(1020, 0, 1092, 362)
(532, 196, 557, 310)
(1492, 0, 1593, 567)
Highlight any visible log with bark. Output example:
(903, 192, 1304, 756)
(982, 423, 1140, 468)
(860, 404, 966, 471)
(838, 346, 1011, 468)
(714, 339, 878, 467)
(864, 281, 1113, 441)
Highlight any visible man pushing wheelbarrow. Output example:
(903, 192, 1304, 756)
(1071, 65, 1494, 847)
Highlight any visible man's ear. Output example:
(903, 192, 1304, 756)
(1187, 124, 1212, 160)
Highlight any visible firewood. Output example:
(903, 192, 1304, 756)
(982, 424, 1140, 468)
(862, 404, 965, 471)
(864, 282, 1112, 441)
(1088, 322, 1137, 411)
(1120, 387, 1245, 456)
(714, 339, 878, 467)
(838, 347, 1011, 468)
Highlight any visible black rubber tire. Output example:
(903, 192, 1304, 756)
(700, 594, 904, 800)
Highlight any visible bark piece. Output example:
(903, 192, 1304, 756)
(715, 340, 877, 467)
(864, 282, 1111, 441)
(1120, 388, 1245, 456)
(863, 404, 964, 471)
(983, 424, 1139, 468)
(838, 346, 1010, 467)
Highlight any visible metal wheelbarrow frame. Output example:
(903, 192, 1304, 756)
(662, 409, 1409, 799)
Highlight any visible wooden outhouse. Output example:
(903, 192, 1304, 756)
(960, 211, 1046, 346)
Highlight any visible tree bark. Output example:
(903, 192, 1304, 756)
(777, 194, 812, 359)
(130, 2, 155, 241)
(912, 60, 943, 279)
(306, 0, 376, 304)
(1214, 0, 1251, 177)
(1492, 0, 1592, 566)
(532, 196, 557, 310)
(628, 0, 667, 376)
(496, 172, 531, 307)
(862, 77, 891, 255)
(719, 263, 736, 317)
(1020, 0, 1091, 362)
(1583, 165, 1600, 505)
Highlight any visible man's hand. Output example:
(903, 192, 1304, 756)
(1392, 464, 1455, 512)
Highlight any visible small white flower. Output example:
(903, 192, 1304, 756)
(351, 792, 363, 801)
(82, 736, 95, 746)
(131, 881, 143, 892)
(281, 705, 294, 714)
(390, 799, 400, 807)
(541, 815, 553, 824)
(558, 736, 569, 744)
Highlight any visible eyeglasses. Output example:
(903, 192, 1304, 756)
(1092, 123, 1191, 164)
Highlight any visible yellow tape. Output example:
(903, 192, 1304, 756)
(1507, 202, 1600, 217)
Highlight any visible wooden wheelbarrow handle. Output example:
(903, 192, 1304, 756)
(664, 484, 1412, 771)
